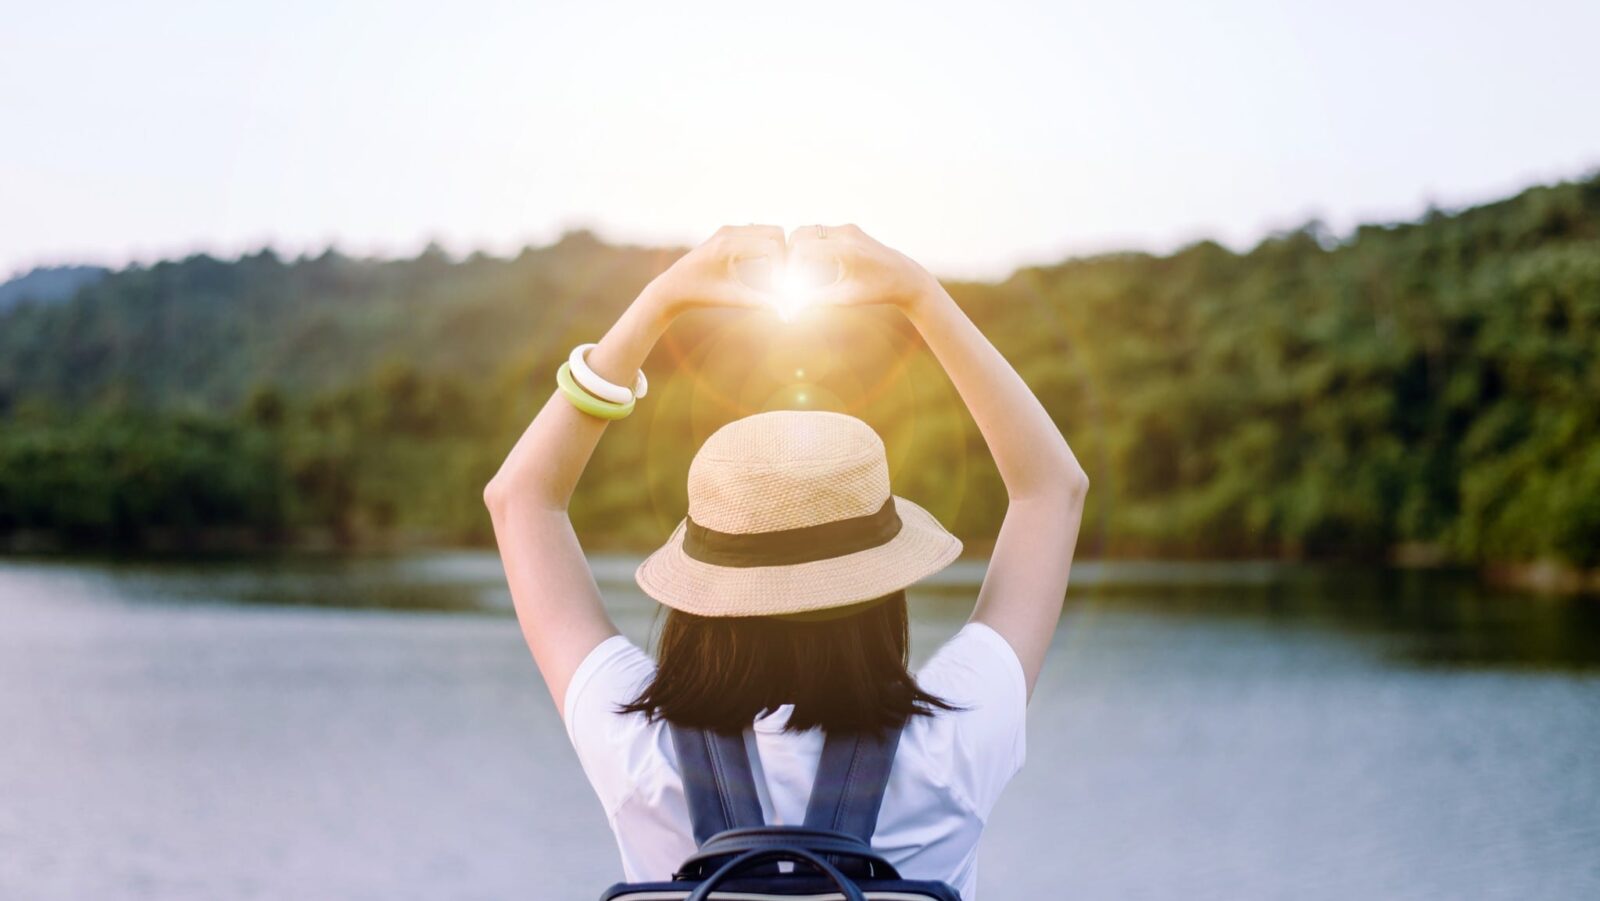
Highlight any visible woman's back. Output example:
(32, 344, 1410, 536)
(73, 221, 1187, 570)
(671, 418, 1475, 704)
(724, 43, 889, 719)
(563, 621, 1028, 900)
(486, 224, 1087, 901)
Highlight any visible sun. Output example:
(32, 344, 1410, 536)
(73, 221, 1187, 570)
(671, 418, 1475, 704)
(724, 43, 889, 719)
(769, 255, 841, 322)
(772, 259, 815, 322)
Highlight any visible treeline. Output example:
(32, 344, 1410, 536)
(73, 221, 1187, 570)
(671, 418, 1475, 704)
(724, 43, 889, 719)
(1, 177, 1597, 571)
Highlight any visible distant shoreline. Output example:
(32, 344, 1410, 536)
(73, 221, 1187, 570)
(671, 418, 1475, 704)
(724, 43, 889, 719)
(4, 531, 1595, 597)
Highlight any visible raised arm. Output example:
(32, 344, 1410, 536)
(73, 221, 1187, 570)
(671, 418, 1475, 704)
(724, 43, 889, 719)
(483, 225, 785, 712)
(790, 225, 1089, 699)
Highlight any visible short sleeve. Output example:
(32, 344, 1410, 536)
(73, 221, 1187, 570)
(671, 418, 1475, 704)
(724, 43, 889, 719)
(913, 621, 1029, 820)
(561, 634, 659, 816)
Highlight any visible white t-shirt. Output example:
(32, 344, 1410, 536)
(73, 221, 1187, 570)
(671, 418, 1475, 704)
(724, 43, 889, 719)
(561, 621, 1028, 900)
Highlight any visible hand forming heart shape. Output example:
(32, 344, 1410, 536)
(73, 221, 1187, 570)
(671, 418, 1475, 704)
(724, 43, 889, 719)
(732, 251, 842, 321)
(645, 224, 938, 321)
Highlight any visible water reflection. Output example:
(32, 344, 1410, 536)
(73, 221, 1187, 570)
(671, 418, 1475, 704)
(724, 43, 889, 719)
(15, 553, 1600, 670)
(1076, 566, 1600, 671)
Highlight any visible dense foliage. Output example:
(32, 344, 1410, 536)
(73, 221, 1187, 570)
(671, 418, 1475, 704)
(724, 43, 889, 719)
(1, 178, 1597, 569)
(0, 264, 107, 312)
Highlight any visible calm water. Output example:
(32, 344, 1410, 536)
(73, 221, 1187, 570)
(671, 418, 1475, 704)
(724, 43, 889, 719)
(2, 553, 1598, 900)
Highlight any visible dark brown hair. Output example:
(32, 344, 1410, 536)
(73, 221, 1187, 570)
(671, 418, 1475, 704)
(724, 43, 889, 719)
(617, 589, 960, 735)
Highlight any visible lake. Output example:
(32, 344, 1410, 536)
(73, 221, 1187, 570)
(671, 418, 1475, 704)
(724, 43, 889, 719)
(2, 553, 1597, 900)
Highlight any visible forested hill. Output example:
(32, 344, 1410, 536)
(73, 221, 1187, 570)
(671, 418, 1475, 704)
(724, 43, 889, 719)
(1, 177, 1597, 580)
(0, 233, 667, 409)
(0, 265, 107, 312)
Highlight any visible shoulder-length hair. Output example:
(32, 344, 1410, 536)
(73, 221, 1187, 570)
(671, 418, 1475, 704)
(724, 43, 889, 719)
(617, 589, 960, 734)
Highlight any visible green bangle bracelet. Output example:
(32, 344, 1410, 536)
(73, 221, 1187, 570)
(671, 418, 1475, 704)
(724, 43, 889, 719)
(557, 361, 636, 420)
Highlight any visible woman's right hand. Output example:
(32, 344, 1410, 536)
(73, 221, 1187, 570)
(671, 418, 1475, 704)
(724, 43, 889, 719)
(785, 224, 943, 313)
(642, 224, 788, 320)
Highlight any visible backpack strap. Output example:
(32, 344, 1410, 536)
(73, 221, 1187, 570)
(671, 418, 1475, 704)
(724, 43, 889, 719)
(668, 723, 766, 846)
(802, 723, 904, 843)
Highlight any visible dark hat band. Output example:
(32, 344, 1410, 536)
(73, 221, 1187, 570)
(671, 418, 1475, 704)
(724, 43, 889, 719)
(683, 496, 902, 568)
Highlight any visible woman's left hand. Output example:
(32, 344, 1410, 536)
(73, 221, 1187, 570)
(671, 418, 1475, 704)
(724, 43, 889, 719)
(642, 224, 788, 320)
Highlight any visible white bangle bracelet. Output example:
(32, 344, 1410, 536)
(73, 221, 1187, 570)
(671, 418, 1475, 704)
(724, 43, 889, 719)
(568, 343, 648, 404)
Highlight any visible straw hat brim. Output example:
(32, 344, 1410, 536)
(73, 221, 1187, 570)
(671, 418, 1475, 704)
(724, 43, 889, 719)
(635, 496, 963, 617)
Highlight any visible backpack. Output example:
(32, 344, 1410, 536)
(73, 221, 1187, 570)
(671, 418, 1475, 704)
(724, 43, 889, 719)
(598, 719, 964, 901)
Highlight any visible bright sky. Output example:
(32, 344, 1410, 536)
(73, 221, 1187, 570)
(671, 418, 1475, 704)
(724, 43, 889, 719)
(3, 0, 1597, 279)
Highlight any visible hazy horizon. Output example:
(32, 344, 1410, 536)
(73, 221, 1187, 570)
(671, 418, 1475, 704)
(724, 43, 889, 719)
(6, 0, 1599, 280)
(6, 164, 1598, 285)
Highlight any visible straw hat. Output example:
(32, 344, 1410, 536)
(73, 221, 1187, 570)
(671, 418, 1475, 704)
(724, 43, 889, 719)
(635, 410, 962, 617)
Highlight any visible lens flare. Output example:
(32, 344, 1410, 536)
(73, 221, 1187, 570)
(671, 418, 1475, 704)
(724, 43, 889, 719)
(772, 260, 814, 322)
(767, 256, 841, 322)
(734, 254, 840, 322)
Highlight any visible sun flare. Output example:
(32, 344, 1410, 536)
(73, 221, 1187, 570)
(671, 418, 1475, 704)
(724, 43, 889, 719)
(768, 255, 841, 322)
(772, 260, 815, 322)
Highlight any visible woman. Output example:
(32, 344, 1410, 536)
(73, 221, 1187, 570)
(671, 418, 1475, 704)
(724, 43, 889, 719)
(484, 224, 1088, 898)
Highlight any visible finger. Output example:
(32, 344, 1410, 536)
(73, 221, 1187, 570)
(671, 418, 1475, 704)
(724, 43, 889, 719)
(709, 226, 785, 277)
(720, 229, 786, 263)
(717, 223, 784, 235)
(716, 223, 785, 246)
(786, 224, 843, 246)
(720, 228, 788, 307)
(731, 254, 779, 293)
(789, 223, 868, 243)
(787, 224, 823, 244)
(675, 276, 775, 312)
(788, 233, 857, 278)
(722, 247, 786, 299)
(727, 283, 781, 309)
